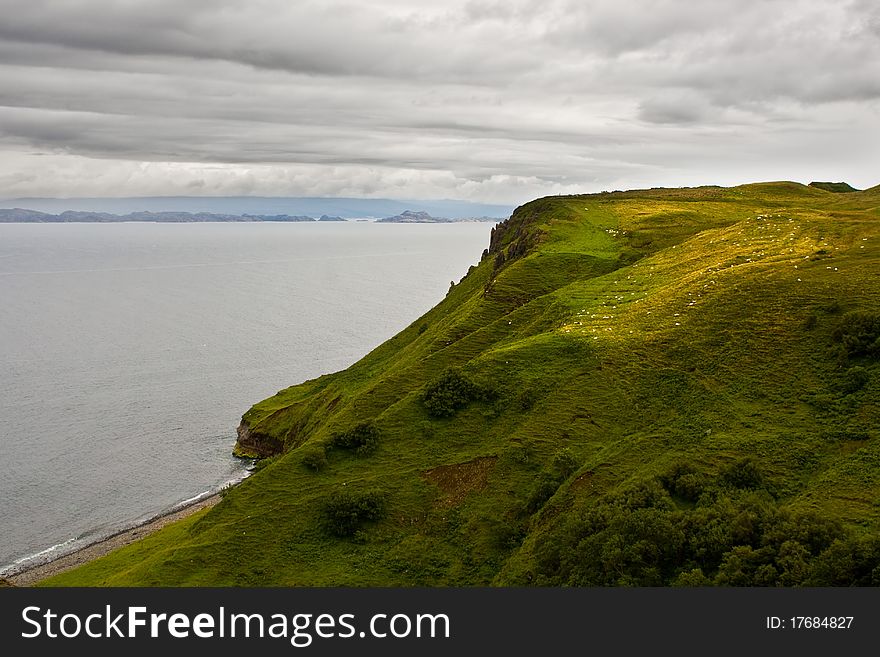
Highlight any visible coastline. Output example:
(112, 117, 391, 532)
(6, 493, 221, 587)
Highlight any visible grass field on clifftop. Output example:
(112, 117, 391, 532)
(46, 181, 880, 586)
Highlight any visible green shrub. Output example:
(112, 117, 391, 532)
(530, 475, 857, 586)
(517, 389, 538, 411)
(323, 489, 387, 537)
(809, 535, 880, 586)
(839, 366, 870, 394)
(675, 473, 709, 502)
(719, 458, 764, 490)
(661, 463, 708, 502)
(525, 456, 880, 587)
(422, 368, 481, 417)
(301, 446, 328, 471)
(552, 448, 579, 479)
(522, 449, 581, 514)
(502, 442, 536, 467)
(329, 422, 380, 455)
(526, 473, 563, 514)
(672, 568, 711, 586)
(833, 311, 880, 360)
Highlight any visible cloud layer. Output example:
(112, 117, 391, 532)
(1, 0, 877, 202)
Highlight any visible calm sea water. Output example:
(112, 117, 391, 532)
(0, 221, 493, 571)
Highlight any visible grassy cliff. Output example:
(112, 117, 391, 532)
(46, 181, 880, 586)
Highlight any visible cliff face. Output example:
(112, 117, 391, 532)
(49, 181, 880, 587)
(233, 420, 284, 459)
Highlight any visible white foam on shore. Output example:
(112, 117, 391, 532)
(1, 535, 89, 577)
(5, 537, 79, 569)
(0, 468, 253, 577)
(171, 489, 214, 511)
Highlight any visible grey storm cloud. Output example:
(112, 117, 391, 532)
(0, 0, 877, 202)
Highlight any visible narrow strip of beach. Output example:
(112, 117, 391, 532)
(6, 493, 221, 587)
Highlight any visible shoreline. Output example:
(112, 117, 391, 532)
(6, 493, 222, 587)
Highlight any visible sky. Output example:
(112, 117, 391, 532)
(0, 0, 877, 204)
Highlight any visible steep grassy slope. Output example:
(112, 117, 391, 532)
(46, 181, 880, 586)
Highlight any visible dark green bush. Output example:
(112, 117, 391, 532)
(301, 446, 327, 471)
(840, 366, 870, 394)
(518, 389, 538, 411)
(661, 463, 708, 502)
(675, 473, 709, 502)
(522, 449, 582, 514)
(833, 311, 880, 360)
(502, 442, 536, 467)
(329, 422, 380, 455)
(528, 461, 878, 586)
(719, 458, 764, 490)
(526, 473, 563, 514)
(809, 535, 880, 586)
(323, 489, 387, 537)
(672, 568, 711, 587)
(422, 368, 481, 417)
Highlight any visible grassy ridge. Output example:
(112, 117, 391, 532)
(45, 181, 880, 586)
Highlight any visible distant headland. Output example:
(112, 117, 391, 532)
(376, 210, 499, 223)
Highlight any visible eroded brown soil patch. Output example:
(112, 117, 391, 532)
(422, 456, 497, 507)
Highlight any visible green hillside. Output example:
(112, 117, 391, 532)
(46, 181, 880, 586)
(809, 181, 860, 193)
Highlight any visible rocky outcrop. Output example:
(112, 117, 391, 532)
(233, 420, 284, 459)
(486, 201, 545, 274)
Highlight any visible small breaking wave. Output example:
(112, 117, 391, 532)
(0, 468, 254, 578)
(170, 489, 214, 511)
(1, 537, 81, 576)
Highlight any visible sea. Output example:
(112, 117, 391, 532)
(0, 220, 494, 572)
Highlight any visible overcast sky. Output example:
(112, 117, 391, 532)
(0, 0, 877, 203)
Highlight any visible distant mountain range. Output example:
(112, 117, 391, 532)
(0, 196, 513, 220)
(0, 209, 323, 223)
(0, 208, 500, 223)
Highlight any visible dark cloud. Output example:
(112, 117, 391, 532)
(637, 91, 716, 125)
(0, 0, 877, 202)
